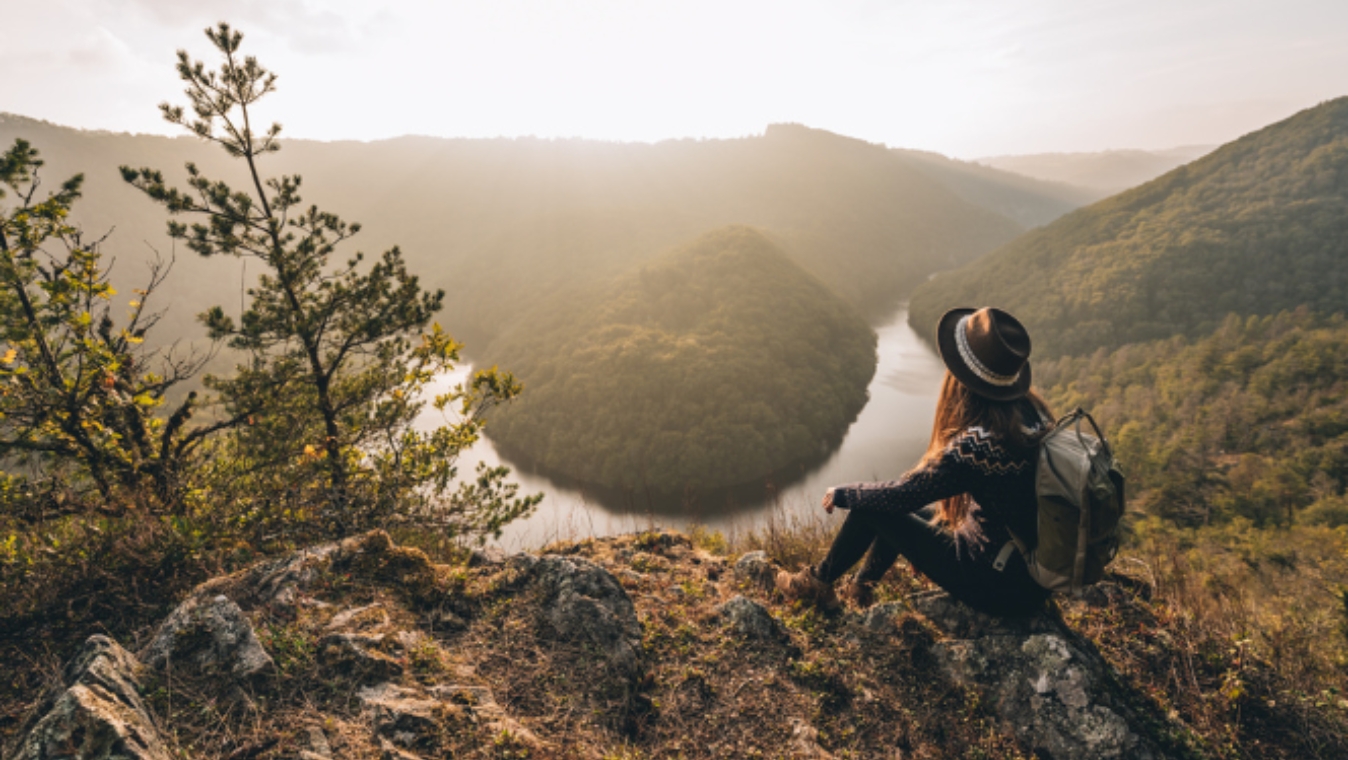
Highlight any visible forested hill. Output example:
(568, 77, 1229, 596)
(0, 115, 1072, 353)
(484, 226, 878, 495)
(909, 97, 1348, 358)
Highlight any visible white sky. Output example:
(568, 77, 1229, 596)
(2, 0, 1346, 158)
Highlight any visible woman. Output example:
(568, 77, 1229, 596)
(776, 306, 1054, 617)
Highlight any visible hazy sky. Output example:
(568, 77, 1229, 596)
(3, 0, 1346, 158)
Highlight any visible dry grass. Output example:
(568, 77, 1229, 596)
(5, 511, 1348, 759)
(727, 513, 1348, 760)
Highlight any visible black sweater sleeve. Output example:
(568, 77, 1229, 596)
(831, 433, 977, 514)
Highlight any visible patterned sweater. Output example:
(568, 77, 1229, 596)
(830, 415, 1048, 561)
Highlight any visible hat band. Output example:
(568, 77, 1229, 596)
(955, 315, 1021, 387)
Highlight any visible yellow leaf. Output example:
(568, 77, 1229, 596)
(1, 349, 15, 365)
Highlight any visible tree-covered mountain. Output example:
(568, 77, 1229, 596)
(978, 144, 1214, 195)
(0, 115, 1071, 354)
(484, 226, 877, 493)
(910, 97, 1348, 358)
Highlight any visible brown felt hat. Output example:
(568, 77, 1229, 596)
(935, 307, 1033, 401)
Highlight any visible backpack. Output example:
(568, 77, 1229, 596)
(992, 407, 1126, 594)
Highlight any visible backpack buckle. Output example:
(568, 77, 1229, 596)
(992, 541, 1018, 572)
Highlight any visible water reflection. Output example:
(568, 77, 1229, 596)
(413, 306, 945, 549)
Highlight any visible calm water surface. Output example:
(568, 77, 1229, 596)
(414, 306, 945, 549)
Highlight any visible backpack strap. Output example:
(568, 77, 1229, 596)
(1072, 479, 1092, 594)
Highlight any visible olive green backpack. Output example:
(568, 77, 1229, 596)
(992, 408, 1126, 594)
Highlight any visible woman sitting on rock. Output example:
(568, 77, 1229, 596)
(777, 306, 1054, 617)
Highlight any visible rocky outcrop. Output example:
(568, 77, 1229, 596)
(193, 542, 338, 615)
(5, 532, 1202, 759)
(516, 554, 644, 679)
(7, 636, 169, 760)
(320, 632, 404, 683)
(354, 680, 543, 757)
(142, 594, 274, 679)
(358, 682, 458, 751)
(906, 592, 1178, 760)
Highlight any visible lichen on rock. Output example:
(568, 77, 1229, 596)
(141, 593, 274, 680)
(523, 554, 644, 678)
(719, 595, 784, 641)
(912, 593, 1178, 760)
(8, 635, 169, 760)
(733, 550, 777, 591)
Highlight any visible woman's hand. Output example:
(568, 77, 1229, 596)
(822, 488, 836, 514)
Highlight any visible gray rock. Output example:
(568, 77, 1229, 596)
(319, 632, 404, 683)
(210, 542, 338, 613)
(426, 606, 469, 632)
(855, 601, 908, 635)
(8, 635, 170, 760)
(428, 683, 496, 706)
(505, 552, 539, 576)
(327, 603, 391, 632)
(378, 735, 426, 760)
(911, 593, 1058, 639)
(790, 718, 835, 759)
(914, 593, 1181, 760)
(358, 683, 456, 750)
(733, 551, 777, 591)
(142, 594, 274, 679)
(718, 595, 784, 640)
(526, 555, 643, 678)
(306, 725, 334, 758)
(427, 684, 543, 749)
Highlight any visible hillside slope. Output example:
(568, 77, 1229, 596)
(1037, 309, 1348, 528)
(1, 529, 1217, 760)
(10, 525, 1348, 759)
(910, 97, 1348, 357)
(485, 226, 877, 493)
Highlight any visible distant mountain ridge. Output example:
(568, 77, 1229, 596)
(978, 145, 1215, 195)
(893, 148, 1099, 227)
(0, 114, 1091, 354)
(910, 96, 1348, 358)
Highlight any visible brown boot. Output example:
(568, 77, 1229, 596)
(775, 566, 841, 612)
(840, 577, 877, 609)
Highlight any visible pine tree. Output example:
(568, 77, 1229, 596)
(122, 23, 537, 538)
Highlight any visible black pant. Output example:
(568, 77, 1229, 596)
(816, 506, 1050, 617)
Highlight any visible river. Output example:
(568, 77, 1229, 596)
(413, 306, 946, 549)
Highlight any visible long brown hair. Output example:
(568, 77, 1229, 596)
(920, 371, 1054, 530)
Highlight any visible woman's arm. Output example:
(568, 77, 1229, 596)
(828, 432, 981, 514)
